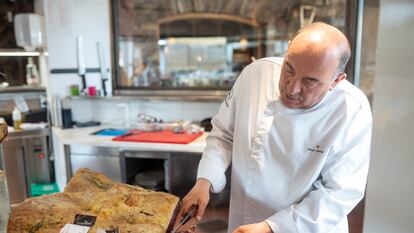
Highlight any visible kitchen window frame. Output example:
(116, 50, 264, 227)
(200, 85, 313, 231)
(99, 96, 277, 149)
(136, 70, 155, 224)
(110, 0, 362, 100)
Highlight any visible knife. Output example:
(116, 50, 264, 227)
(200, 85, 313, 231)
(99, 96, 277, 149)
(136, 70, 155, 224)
(119, 130, 142, 138)
(171, 205, 198, 233)
(97, 42, 108, 96)
(77, 35, 87, 93)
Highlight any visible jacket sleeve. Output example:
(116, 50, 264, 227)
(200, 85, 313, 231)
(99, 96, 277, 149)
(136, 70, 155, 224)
(196, 72, 243, 193)
(266, 104, 373, 233)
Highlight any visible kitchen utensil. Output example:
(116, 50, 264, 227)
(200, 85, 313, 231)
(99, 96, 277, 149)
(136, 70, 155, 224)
(97, 42, 108, 96)
(118, 130, 142, 138)
(171, 205, 198, 233)
(92, 128, 128, 136)
(77, 36, 87, 92)
(112, 130, 203, 144)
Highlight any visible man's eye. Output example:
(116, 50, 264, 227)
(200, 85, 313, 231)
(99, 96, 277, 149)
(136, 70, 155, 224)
(305, 79, 318, 87)
(286, 66, 294, 73)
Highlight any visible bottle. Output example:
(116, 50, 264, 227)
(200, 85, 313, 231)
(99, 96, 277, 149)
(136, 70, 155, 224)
(26, 57, 40, 86)
(12, 107, 22, 130)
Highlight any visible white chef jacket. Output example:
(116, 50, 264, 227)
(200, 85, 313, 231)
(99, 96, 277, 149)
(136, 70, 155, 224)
(197, 57, 372, 233)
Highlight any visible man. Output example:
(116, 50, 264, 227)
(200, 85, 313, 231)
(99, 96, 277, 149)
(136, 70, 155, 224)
(182, 22, 372, 233)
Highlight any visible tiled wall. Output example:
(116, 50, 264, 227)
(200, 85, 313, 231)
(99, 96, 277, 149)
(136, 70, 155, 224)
(71, 99, 222, 125)
(37, 0, 113, 97)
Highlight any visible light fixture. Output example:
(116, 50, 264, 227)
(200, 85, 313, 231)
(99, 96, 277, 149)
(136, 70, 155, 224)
(167, 37, 176, 45)
(240, 38, 249, 48)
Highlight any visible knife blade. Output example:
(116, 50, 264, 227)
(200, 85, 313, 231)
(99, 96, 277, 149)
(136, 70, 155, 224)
(171, 205, 198, 233)
(77, 35, 87, 92)
(97, 41, 108, 96)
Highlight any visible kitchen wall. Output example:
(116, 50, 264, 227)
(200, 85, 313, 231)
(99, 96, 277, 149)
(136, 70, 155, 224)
(35, 0, 222, 124)
(35, 0, 222, 190)
(363, 0, 414, 232)
(71, 99, 221, 125)
(35, 0, 112, 96)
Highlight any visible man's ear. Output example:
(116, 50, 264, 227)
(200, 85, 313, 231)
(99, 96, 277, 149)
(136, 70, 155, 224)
(329, 72, 346, 90)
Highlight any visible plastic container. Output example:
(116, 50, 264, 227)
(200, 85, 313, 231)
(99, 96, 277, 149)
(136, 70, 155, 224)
(12, 107, 22, 130)
(31, 183, 59, 197)
(14, 13, 43, 51)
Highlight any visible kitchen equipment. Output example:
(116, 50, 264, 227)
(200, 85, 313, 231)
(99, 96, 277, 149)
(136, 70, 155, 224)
(171, 205, 198, 233)
(77, 36, 87, 93)
(113, 130, 203, 144)
(14, 13, 44, 51)
(61, 97, 73, 129)
(97, 42, 108, 96)
(2, 127, 51, 203)
(134, 170, 164, 191)
(299, 5, 317, 28)
(92, 128, 128, 136)
(70, 145, 122, 182)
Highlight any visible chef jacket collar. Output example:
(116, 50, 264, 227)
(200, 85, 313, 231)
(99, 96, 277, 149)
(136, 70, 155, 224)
(272, 88, 335, 116)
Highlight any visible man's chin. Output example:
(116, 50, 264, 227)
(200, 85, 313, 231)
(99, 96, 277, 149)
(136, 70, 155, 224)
(280, 98, 302, 109)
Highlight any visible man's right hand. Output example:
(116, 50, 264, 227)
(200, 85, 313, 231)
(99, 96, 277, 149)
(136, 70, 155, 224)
(181, 178, 211, 221)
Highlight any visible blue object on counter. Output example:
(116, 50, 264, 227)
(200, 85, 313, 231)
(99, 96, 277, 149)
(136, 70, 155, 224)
(93, 128, 128, 136)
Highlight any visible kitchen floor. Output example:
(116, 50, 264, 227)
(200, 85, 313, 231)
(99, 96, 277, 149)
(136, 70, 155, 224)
(176, 200, 365, 233)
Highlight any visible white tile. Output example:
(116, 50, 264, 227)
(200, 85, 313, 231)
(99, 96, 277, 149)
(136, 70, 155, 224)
(182, 101, 222, 121)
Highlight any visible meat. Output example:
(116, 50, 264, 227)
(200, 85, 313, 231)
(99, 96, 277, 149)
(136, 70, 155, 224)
(0, 122, 7, 143)
(8, 168, 180, 233)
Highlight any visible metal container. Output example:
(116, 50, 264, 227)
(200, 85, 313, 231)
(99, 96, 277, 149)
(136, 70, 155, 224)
(0, 170, 10, 232)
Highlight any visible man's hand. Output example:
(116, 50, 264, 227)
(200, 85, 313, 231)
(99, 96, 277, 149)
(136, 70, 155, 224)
(232, 221, 273, 233)
(181, 178, 211, 221)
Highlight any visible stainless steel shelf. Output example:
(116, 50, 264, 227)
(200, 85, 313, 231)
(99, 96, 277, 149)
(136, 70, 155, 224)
(0, 86, 45, 93)
(68, 93, 226, 102)
(0, 49, 48, 57)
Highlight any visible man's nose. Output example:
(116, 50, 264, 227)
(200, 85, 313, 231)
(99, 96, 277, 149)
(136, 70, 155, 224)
(286, 79, 301, 95)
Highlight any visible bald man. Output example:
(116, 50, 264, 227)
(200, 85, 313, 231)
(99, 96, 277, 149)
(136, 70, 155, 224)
(181, 22, 372, 233)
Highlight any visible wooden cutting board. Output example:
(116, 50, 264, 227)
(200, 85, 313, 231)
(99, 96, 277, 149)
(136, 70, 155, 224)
(112, 130, 203, 144)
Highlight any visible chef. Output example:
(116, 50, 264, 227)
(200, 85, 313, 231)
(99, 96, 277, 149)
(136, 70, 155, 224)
(181, 22, 372, 233)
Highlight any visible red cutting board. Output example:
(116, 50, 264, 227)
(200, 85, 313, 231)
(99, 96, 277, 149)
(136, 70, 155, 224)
(112, 130, 203, 144)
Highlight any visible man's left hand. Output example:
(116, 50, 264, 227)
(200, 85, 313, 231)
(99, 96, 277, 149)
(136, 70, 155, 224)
(232, 221, 273, 233)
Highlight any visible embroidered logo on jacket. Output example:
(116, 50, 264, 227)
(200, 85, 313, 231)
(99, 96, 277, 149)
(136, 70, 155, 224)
(225, 88, 233, 108)
(306, 145, 324, 154)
